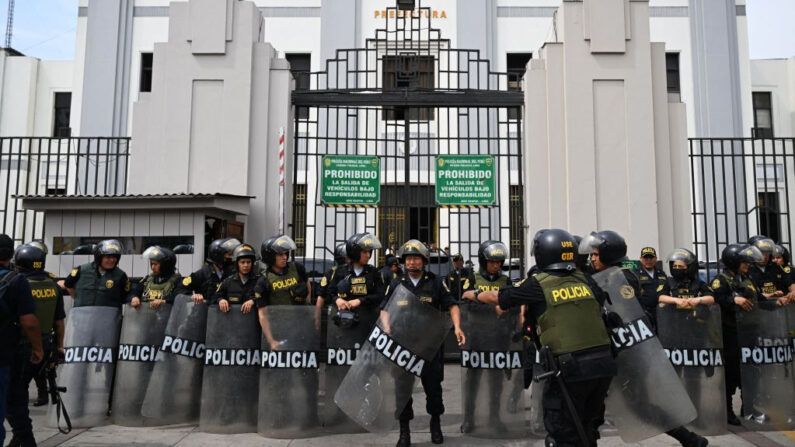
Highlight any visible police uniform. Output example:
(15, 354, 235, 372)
(327, 263, 383, 308)
(131, 273, 183, 304)
(317, 263, 344, 302)
(254, 262, 310, 306)
(711, 272, 758, 416)
(379, 265, 402, 290)
(631, 264, 668, 326)
(175, 264, 233, 301)
(461, 269, 512, 428)
(383, 271, 456, 422)
(0, 267, 36, 446)
(63, 262, 131, 308)
(446, 266, 471, 301)
(215, 271, 262, 306)
(748, 262, 793, 298)
(498, 270, 614, 446)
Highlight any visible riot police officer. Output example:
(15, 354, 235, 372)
(62, 239, 131, 308)
(315, 243, 349, 308)
(214, 244, 261, 314)
(327, 233, 383, 311)
(633, 247, 668, 326)
(379, 255, 402, 287)
(6, 244, 60, 447)
(464, 229, 615, 447)
(176, 238, 240, 305)
(460, 240, 512, 434)
(771, 244, 794, 284)
(129, 246, 182, 309)
(658, 249, 714, 308)
(748, 237, 793, 305)
(382, 239, 465, 446)
(0, 235, 42, 447)
(712, 244, 759, 425)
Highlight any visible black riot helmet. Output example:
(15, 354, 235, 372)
(143, 246, 177, 276)
(747, 235, 769, 246)
(206, 238, 240, 265)
(666, 248, 698, 279)
(334, 243, 348, 265)
(345, 233, 382, 265)
(578, 231, 627, 266)
(477, 240, 509, 271)
(94, 239, 123, 265)
(532, 229, 577, 272)
(773, 244, 790, 265)
(397, 239, 430, 264)
(721, 244, 762, 272)
(385, 255, 399, 267)
(572, 235, 588, 271)
(13, 244, 46, 272)
(260, 235, 297, 266)
(26, 241, 48, 255)
(233, 243, 258, 262)
(751, 237, 776, 259)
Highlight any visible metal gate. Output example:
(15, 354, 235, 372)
(290, 3, 525, 274)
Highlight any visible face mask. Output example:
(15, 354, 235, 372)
(671, 269, 688, 281)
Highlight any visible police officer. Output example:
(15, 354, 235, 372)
(129, 246, 182, 309)
(61, 239, 131, 308)
(633, 247, 668, 327)
(460, 240, 512, 434)
(382, 239, 465, 446)
(327, 233, 383, 312)
(0, 235, 43, 447)
(658, 249, 715, 308)
(379, 255, 402, 287)
(315, 243, 349, 308)
(748, 237, 793, 305)
(445, 253, 469, 301)
(771, 244, 794, 284)
(464, 229, 615, 447)
(176, 238, 240, 305)
(214, 244, 261, 314)
(711, 244, 759, 425)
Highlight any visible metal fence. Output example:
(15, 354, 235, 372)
(689, 137, 795, 276)
(0, 137, 130, 244)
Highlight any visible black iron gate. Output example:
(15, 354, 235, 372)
(290, 3, 525, 274)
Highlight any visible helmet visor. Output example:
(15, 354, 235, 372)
(358, 233, 383, 251)
(666, 248, 695, 265)
(740, 245, 764, 263)
(578, 232, 604, 256)
(142, 246, 164, 261)
(270, 235, 297, 253)
(483, 242, 509, 261)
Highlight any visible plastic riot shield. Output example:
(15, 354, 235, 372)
(333, 284, 451, 432)
(112, 303, 172, 426)
(48, 306, 121, 428)
(321, 304, 380, 433)
(199, 305, 261, 433)
(592, 267, 697, 442)
(736, 303, 795, 429)
(257, 305, 322, 438)
(657, 304, 726, 435)
(141, 294, 207, 424)
(459, 302, 527, 438)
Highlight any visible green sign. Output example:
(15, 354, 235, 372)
(321, 155, 380, 206)
(435, 155, 496, 206)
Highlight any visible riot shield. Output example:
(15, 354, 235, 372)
(47, 306, 121, 428)
(141, 294, 207, 424)
(592, 267, 697, 442)
(736, 303, 795, 430)
(657, 303, 726, 435)
(333, 285, 451, 432)
(528, 380, 546, 437)
(112, 303, 172, 426)
(321, 304, 379, 433)
(257, 305, 322, 438)
(459, 302, 527, 438)
(198, 305, 261, 433)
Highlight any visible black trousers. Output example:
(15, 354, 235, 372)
(722, 328, 742, 410)
(395, 350, 444, 421)
(543, 376, 612, 447)
(6, 341, 50, 445)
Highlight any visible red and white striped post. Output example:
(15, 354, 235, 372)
(278, 127, 285, 234)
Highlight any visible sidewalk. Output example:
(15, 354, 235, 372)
(10, 365, 795, 446)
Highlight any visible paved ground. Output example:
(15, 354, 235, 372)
(6, 365, 795, 447)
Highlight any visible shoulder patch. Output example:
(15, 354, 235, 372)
(711, 278, 721, 290)
(182, 276, 192, 286)
(785, 266, 791, 274)
(70, 268, 79, 277)
(320, 276, 328, 287)
(462, 278, 470, 290)
(105, 279, 115, 289)
(656, 284, 664, 292)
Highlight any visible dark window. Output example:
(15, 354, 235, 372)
(509, 184, 523, 270)
(292, 183, 307, 256)
(665, 52, 680, 94)
(382, 55, 435, 121)
(52, 92, 71, 137)
(286, 53, 311, 119)
(140, 52, 153, 93)
(752, 92, 774, 138)
(507, 53, 531, 119)
(758, 192, 780, 242)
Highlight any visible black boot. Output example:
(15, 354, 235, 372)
(668, 427, 709, 447)
(5, 436, 22, 447)
(396, 420, 411, 447)
(33, 389, 48, 407)
(430, 415, 443, 444)
(727, 409, 741, 426)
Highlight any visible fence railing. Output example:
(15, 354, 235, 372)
(689, 137, 795, 277)
(0, 137, 130, 244)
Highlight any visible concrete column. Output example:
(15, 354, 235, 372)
(523, 0, 693, 261)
